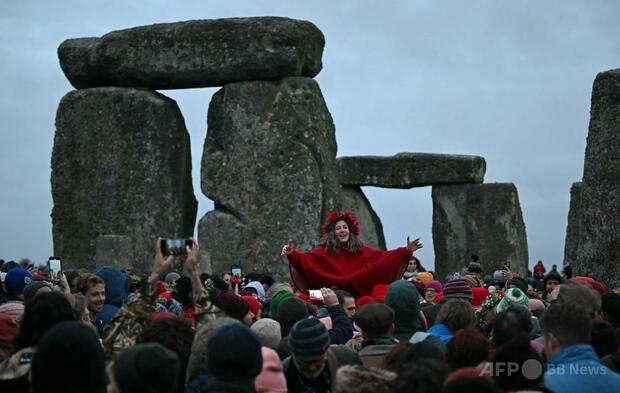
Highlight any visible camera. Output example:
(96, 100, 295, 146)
(308, 289, 323, 301)
(48, 257, 62, 282)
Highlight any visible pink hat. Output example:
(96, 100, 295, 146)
(425, 280, 443, 293)
(255, 347, 287, 393)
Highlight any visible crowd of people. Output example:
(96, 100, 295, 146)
(1, 229, 620, 392)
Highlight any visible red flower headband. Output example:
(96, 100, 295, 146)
(321, 210, 361, 236)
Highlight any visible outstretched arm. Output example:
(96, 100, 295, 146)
(407, 237, 423, 253)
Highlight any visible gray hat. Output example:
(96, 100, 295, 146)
(288, 318, 330, 356)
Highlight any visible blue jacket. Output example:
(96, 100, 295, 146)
(427, 323, 453, 344)
(545, 344, 620, 393)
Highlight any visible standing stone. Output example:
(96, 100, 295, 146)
(341, 187, 386, 250)
(94, 235, 134, 270)
(432, 183, 528, 279)
(563, 182, 583, 267)
(199, 77, 341, 279)
(337, 153, 486, 188)
(58, 17, 324, 90)
(52, 87, 197, 271)
(576, 69, 620, 287)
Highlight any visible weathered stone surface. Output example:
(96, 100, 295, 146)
(58, 17, 324, 90)
(432, 183, 528, 279)
(52, 87, 197, 272)
(199, 77, 341, 278)
(341, 187, 386, 250)
(563, 182, 583, 266)
(576, 69, 620, 287)
(337, 153, 486, 188)
(94, 235, 134, 269)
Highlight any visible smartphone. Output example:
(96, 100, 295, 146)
(231, 265, 242, 279)
(161, 239, 192, 256)
(308, 289, 323, 301)
(48, 257, 62, 282)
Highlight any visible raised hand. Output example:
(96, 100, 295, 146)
(149, 238, 174, 283)
(321, 287, 339, 307)
(184, 237, 199, 275)
(281, 240, 294, 257)
(407, 236, 423, 252)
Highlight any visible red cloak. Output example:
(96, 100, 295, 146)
(287, 245, 412, 298)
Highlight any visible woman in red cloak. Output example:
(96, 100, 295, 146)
(281, 211, 423, 298)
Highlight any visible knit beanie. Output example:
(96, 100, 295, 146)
(31, 321, 105, 393)
(4, 268, 32, 296)
(506, 277, 528, 293)
(277, 296, 309, 337)
(23, 281, 52, 304)
(416, 272, 433, 285)
(493, 270, 509, 283)
(543, 271, 563, 287)
(115, 343, 180, 393)
(288, 318, 330, 356)
(371, 284, 389, 299)
(214, 291, 250, 320)
(251, 318, 282, 350)
(207, 323, 262, 380)
(496, 288, 530, 313)
(255, 347, 287, 393)
(463, 274, 482, 288)
(443, 279, 473, 300)
(243, 295, 261, 316)
(426, 280, 443, 293)
(334, 365, 396, 393)
(467, 259, 483, 274)
(471, 287, 490, 308)
(269, 290, 294, 317)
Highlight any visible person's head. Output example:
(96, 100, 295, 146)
(556, 280, 601, 318)
(138, 317, 194, 393)
(221, 272, 231, 286)
(491, 333, 543, 391)
(425, 280, 443, 303)
(321, 211, 363, 253)
(601, 292, 620, 329)
(251, 318, 282, 350)
(407, 257, 425, 273)
(110, 343, 179, 393)
(13, 291, 74, 351)
(334, 365, 397, 393)
(22, 281, 52, 305)
(335, 290, 357, 318)
(76, 273, 106, 314)
(382, 340, 445, 373)
(506, 277, 528, 293)
(354, 302, 394, 340)
(4, 267, 32, 299)
(288, 318, 331, 379)
(256, 346, 287, 393)
(544, 271, 563, 293)
(31, 321, 105, 393)
(71, 292, 92, 325)
(442, 279, 473, 302)
(213, 291, 252, 324)
(277, 296, 309, 337)
(392, 358, 449, 393)
(385, 280, 422, 341)
(590, 319, 618, 358)
(95, 266, 127, 307)
(541, 301, 591, 359)
(492, 304, 533, 347)
(186, 317, 239, 384)
(447, 327, 489, 370)
(207, 323, 263, 381)
(436, 299, 475, 332)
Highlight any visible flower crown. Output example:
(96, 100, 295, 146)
(321, 210, 361, 236)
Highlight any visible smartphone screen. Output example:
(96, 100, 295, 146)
(308, 289, 323, 301)
(231, 265, 242, 278)
(161, 239, 192, 256)
(48, 257, 62, 282)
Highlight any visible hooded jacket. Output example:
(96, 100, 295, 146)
(384, 280, 445, 354)
(95, 266, 127, 326)
(544, 344, 620, 393)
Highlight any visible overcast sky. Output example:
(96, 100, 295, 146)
(1, 1, 619, 270)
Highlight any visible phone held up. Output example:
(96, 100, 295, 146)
(231, 265, 242, 279)
(48, 257, 62, 282)
(160, 239, 192, 256)
(308, 289, 324, 301)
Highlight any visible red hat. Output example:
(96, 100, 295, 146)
(243, 295, 261, 316)
(371, 284, 389, 299)
(574, 276, 607, 294)
(373, 295, 386, 304)
(471, 287, 490, 308)
(356, 295, 374, 309)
